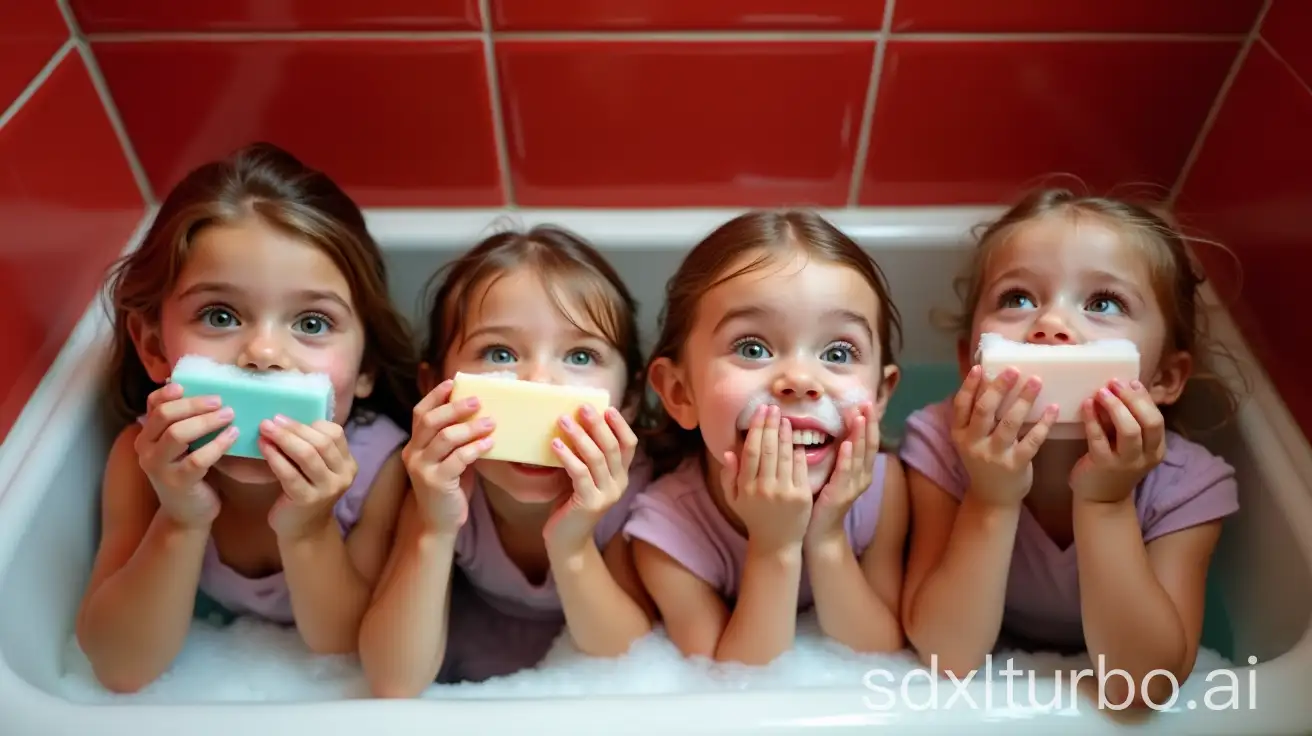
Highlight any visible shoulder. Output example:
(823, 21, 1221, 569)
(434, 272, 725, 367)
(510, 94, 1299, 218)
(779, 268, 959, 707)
(897, 399, 968, 500)
(622, 458, 726, 584)
(847, 453, 906, 552)
(335, 414, 409, 529)
(1139, 432, 1239, 543)
(593, 448, 657, 546)
(344, 413, 409, 454)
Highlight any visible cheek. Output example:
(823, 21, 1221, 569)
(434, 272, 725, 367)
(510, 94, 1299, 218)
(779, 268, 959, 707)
(295, 352, 365, 422)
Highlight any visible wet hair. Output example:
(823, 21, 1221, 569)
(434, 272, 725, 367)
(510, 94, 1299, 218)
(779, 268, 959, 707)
(420, 223, 645, 411)
(941, 186, 1244, 435)
(644, 209, 904, 477)
(103, 141, 418, 429)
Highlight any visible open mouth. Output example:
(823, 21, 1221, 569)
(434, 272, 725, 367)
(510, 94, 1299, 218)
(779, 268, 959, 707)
(737, 427, 836, 461)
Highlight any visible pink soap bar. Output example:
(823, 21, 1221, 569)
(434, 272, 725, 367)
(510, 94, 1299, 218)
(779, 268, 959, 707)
(976, 333, 1140, 435)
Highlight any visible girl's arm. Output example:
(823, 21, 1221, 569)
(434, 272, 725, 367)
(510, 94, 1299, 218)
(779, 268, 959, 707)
(1075, 498, 1218, 707)
(551, 535, 655, 657)
(357, 493, 457, 698)
(806, 460, 908, 652)
(632, 538, 800, 664)
(281, 450, 407, 654)
(75, 426, 210, 693)
(900, 469, 1021, 676)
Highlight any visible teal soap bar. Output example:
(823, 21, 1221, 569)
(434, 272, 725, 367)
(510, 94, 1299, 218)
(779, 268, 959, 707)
(169, 355, 335, 459)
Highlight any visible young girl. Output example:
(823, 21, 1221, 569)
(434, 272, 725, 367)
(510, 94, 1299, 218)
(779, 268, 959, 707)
(625, 210, 908, 665)
(75, 142, 417, 693)
(899, 188, 1240, 707)
(358, 225, 655, 696)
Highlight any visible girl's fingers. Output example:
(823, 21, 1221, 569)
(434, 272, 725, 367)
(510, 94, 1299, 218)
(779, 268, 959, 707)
(261, 420, 331, 487)
(260, 439, 313, 502)
(560, 413, 608, 486)
(1116, 379, 1165, 452)
(992, 375, 1041, 451)
(606, 406, 639, 472)
(181, 426, 239, 477)
(758, 406, 780, 483)
(1097, 387, 1142, 458)
(145, 382, 183, 415)
(967, 369, 1016, 440)
(740, 406, 766, 482)
(423, 417, 495, 466)
(155, 407, 235, 461)
(1080, 398, 1113, 459)
(792, 445, 808, 493)
(1017, 404, 1057, 462)
(720, 451, 740, 502)
(951, 365, 984, 430)
(282, 419, 347, 473)
(144, 396, 224, 447)
(774, 417, 793, 486)
(830, 440, 854, 496)
(551, 438, 600, 502)
(434, 437, 493, 489)
(412, 391, 479, 450)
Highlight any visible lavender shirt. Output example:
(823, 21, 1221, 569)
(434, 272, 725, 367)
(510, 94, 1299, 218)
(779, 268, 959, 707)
(192, 414, 407, 623)
(436, 452, 652, 683)
(899, 399, 1239, 648)
(621, 453, 889, 608)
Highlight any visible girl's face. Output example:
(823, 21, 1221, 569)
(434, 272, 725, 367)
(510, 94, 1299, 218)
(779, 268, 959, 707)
(967, 214, 1190, 404)
(134, 217, 373, 486)
(436, 266, 631, 506)
(652, 248, 899, 494)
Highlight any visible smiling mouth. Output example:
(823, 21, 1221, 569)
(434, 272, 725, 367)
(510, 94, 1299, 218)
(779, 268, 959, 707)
(737, 427, 835, 450)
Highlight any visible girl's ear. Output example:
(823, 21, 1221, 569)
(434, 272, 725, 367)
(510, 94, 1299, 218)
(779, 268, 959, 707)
(647, 357, 698, 430)
(873, 363, 901, 421)
(354, 369, 375, 399)
(127, 313, 172, 383)
(1150, 349, 1193, 406)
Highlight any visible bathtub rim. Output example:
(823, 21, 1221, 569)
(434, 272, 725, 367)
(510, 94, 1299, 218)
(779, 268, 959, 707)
(0, 206, 1309, 733)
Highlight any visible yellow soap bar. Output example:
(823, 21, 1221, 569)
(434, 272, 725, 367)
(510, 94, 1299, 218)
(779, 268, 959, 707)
(449, 371, 612, 468)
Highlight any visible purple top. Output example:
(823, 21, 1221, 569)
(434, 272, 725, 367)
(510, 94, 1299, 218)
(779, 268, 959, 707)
(621, 453, 889, 608)
(436, 452, 652, 683)
(898, 399, 1240, 647)
(195, 414, 407, 623)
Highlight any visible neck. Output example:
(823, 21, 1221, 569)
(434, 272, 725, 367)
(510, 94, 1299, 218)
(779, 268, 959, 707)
(481, 476, 562, 531)
(1028, 437, 1085, 503)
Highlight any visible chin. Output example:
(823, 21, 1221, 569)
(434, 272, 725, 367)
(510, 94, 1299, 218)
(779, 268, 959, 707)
(476, 460, 570, 506)
(212, 455, 279, 485)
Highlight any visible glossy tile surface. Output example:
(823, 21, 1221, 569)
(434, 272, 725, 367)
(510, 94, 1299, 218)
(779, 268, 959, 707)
(93, 40, 502, 206)
(892, 0, 1263, 33)
(0, 53, 144, 442)
(1176, 44, 1312, 439)
(0, 0, 68, 113)
(1261, 0, 1312, 87)
(491, 0, 885, 31)
(860, 40, 1237, 205)
(497, 40, 874, 207)
(70, 0, 481, 32)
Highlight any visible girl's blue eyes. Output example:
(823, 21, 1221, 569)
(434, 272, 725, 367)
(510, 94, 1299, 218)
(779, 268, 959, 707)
(481, 347, 598, 366)
(998, 291, 1127, 316)
(732, 338, 856, 364)
(196, 307, 333, 334)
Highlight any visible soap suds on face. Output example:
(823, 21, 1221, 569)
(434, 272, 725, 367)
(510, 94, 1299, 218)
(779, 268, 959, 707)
(53, 614, 1234, 704)
(734, 387, 872, 438)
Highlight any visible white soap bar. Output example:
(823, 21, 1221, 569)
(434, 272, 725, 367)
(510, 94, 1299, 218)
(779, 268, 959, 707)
(976, 333, 1140, 432)
(449, 371, 612, 468)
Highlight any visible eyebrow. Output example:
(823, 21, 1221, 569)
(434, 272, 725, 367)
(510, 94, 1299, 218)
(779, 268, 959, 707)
(461, 322, 607, 346)
(177, 282, 353, 313)
(992, 266, 1141, 293)
(712, 305, 875, 343)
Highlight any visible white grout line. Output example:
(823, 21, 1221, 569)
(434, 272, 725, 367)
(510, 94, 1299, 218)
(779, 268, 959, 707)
(82, 30, 1244, 44)
(1169, 0, 1273, 206)
(845, 0, 897, 206)
(1259, 36, 1312, 99)
(478, 0, 516, 206)
(0, 40, 73, 134)
(57, 0, 157, 207)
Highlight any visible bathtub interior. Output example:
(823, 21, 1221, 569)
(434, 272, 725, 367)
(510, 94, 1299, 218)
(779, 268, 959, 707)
(0, 208, 1308, 710)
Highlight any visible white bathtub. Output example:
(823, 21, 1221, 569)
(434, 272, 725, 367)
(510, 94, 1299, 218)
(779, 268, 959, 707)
(1, 208, 1310, 734)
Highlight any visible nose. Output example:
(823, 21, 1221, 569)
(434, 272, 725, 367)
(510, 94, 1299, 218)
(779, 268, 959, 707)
(523, 360, 556, 385)
(238, 326, 290, 371)
(771, 360, 824, 401)
(1026, 309, 1078, 345)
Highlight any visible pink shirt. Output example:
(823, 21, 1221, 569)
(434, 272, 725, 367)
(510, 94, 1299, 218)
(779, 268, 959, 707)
(437, 452, 652, 683)
(899, 399, 1240, 648)
(622, 453, 889, 608)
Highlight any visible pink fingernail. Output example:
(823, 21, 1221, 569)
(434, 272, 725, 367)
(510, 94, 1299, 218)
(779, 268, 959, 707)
(580, 404, 596, 419)
(1100, 388, 1113, 399)
(1130, 379, 1144, 391)
(465, 397, 479, 409)
(217, 407, 234, 420)
(204, 396, 222, 408)
(224, 427, 239, 438)
(274, 414, 290, 425)
(559, 415, 574, 429)
(552, 438, 565, 449)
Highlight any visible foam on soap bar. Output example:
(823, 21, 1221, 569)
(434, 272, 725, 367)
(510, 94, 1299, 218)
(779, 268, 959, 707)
(976, 333, 1140, 433)
(169, 355, 335, 459)
(449, 371, 611, 468)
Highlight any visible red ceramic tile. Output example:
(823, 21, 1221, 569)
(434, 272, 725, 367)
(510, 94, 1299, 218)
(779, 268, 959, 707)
(497, 40, 874, 207)
(0, 52, 144, 442)
(0, 0, 68, 113)
(860, 41, 1237, 206)
(1261, 0, 1312, 88)
(1175, 44, 1312, 441)
(892, 0, 1263, 33)
(70, 0, 481, 32)
(93, 40, 502, 207)
(490, 0, 884, 31)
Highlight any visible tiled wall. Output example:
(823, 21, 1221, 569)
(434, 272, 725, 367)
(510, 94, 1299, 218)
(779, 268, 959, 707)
(1175, 2, 1312, 441)
(2, 0, 1302, 444)
(0, 0, 146, 443)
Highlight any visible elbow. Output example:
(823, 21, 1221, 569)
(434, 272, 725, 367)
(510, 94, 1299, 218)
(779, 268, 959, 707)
(77, 624, 165, 694)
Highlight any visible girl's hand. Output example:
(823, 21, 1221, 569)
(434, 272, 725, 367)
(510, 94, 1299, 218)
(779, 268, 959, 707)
(261, 417, 358, 541)
(1070, 379, 1166, 504)
(401, 379, 495, 535)
(721, 405, 812, 553)
(135, 382, 235, 529)
(544, 404, 638, 554)
(950, 365, 1058, 508)
(806, 402, 879, 544)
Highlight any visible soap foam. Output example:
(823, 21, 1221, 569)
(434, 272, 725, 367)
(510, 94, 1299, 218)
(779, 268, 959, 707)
(975, 333, 1140, 362)
(170, 354, 336, 420)
(54, 613, 1234, 704)
(733, 387, 870, 437)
